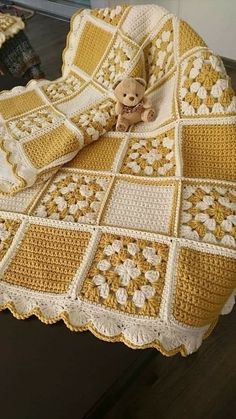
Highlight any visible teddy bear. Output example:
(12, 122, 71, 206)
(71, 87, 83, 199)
(113, 77, 156, 132)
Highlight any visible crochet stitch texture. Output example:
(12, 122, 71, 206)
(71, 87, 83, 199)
(0, 5, 235, 356)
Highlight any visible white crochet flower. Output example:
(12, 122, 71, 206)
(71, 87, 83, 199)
(104, 240, 123, 256)
(115, 259, 141, 286)
(196, 195, 214, 210)
(127, 161, 141, 174)
(132, 140, 147, 150)
(145, 270, 160, 283)
(0, 223, 9, 242)
(127, 242, 140, 256)
(194, 213, 216, 231)
(116, 287, 128, 305)
(142, 247, 161, 265)
(181, 225, 200, 240)
(142, 149, 161, 165)
(97, 259, 111, 271)
(132, 285, 155, 308)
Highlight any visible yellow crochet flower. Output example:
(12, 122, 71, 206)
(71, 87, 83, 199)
(196, 64, 219, 89)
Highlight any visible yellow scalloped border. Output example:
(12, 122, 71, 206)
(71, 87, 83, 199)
(0, 302, 218, 357)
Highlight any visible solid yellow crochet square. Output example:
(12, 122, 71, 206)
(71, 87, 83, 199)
(173, 247, 236, 327)
(3, 224, 91, 294)
(65, 136, 122, 171)
(80, 233, 169, 317)
(178, 20, 206, 57)
(101, 178, 178, 235)
(33, 171, 112, 224)
(0, 218, 21, 261)
(0, 90, 45, 120)
(179, 181, 236, 248)
(181, 123, 236, 181)
(120, 128, 175, 177)
(23, 124, 80, 169)
(73, 21, 113, 75)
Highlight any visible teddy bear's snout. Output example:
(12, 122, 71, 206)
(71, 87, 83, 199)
(129, 96, 135, 101)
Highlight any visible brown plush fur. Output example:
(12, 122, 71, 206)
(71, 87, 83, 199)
(113, 77, 156, 132)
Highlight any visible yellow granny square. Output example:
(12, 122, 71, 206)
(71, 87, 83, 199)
(120, 129, 175, 177)
(80, 232, 169, 317)
(179, 181, 236, 248)
(33, 171, 112, 224)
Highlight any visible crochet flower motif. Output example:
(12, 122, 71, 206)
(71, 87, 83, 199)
(7, 108, 62, 139)
(95, 36, 136, 88)
(181, 185, 236, 248)
(81, 234, 168, 316)
(72, 100, 116, 145)
(145, 19, 174, 87)
(43, 74, 83, 102)
(121, 130, 175, 177)
(35, 173, 110, 224)
(181, 51, 236, 116)
(115, 259, 141, 286)
(91, 5, 126, 26)
(0, 219, 19, 261)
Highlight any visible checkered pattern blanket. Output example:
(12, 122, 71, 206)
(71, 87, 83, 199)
(0, 5, 235, 356)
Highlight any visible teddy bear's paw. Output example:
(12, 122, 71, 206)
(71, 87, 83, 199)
(116, 123, 128, 132)
(147, 109, 156, 122)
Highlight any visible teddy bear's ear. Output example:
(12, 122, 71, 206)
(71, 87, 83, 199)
(135, 78, 146, 87)
(113, 79, 122, 90)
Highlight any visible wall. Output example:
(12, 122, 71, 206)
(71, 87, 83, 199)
(90, 0, 236, 60)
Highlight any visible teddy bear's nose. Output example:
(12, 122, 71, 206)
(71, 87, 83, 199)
(129, 96, 135, 101)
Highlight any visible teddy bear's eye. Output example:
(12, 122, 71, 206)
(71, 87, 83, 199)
(136, 94, 138, 97)
(123, 93, 127, 97)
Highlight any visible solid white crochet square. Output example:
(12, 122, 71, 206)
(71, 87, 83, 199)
(101, 178, 177, 234)
(121, 5, 167, 45)
(0, 182, 45, 214)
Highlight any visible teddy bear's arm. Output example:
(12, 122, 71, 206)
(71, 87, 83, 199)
(142, 96, 152, 109)
(115, 102, 124, 115)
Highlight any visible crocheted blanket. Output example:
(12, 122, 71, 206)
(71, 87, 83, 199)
(0, 5, 235, 356)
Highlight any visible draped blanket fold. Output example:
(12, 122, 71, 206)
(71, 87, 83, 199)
(0, 4, 235, 356)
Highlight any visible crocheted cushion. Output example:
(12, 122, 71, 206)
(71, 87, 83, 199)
(0, 5, 235, 356)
